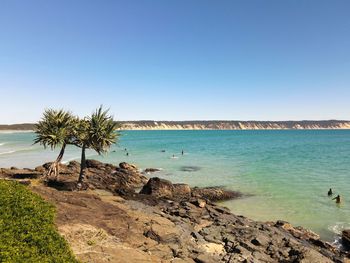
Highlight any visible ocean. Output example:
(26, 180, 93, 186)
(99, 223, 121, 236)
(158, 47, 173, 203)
(1, 130, 350, 242)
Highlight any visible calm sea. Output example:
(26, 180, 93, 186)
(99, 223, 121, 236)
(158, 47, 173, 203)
(1, 130, 350, 242)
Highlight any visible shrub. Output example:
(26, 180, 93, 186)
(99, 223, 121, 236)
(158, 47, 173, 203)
(0, 180, 78, 262)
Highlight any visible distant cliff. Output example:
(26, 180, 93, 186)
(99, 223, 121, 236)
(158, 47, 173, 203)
(1, 120, 350, 131)
(119, 120, 350, 130)
(0, 123, 35, 131)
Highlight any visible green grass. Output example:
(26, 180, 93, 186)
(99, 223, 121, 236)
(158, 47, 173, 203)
(0, 180, 78, 263)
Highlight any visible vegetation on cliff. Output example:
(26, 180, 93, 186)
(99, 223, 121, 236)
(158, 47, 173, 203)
(0, 180, 78, 262)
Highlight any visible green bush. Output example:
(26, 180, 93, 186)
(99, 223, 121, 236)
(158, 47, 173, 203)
(0, 180, 78, 263)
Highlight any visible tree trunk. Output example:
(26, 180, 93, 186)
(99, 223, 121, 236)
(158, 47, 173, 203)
(78, 144, 86, 183)
(54, 143, 66, 180)
(46, 143, 66, 180)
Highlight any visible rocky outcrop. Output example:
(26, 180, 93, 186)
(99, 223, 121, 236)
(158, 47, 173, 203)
(30, 182, 347, 263)
(140, 177, 243, 202)
(2, 163, 349, 262)
(1, 160, 148, 193)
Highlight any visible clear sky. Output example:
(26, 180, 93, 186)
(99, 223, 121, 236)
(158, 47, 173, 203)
(0, 0, 349, 123)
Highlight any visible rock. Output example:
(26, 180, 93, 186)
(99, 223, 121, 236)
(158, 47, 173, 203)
(85, 159, 104, 169)
(144, 168, 161, 173)
(180, 166, 201, 172)
(194, 254, 218, 263)
(18, 180, 31, 186)
(342, 229, 350, 249)
(10, 166, 18, 170)
(191, 198, 206, 208)
(173, 184, 191, 199)
(251, 234, 269, 247)
(34, 166, 46, 173)
(140, 177, 174, 198)
(119, 162, 138, 171)
(67, 161, 80, 172)
(12, 170, 41, 179)
(191, 187, 242, 202)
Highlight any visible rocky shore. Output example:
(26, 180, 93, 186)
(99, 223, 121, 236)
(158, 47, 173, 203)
(1, 161, 349, 262)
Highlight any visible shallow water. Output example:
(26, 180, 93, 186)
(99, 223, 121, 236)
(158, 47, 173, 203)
(1, 130, 350, 241)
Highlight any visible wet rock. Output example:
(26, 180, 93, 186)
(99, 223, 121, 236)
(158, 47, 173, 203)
(180, 166, 201, 172)
(143, 168, 161, 173)
(140, 177, 174, 198)
(191, 187, 242, 202)
(342, 229, 350, 249)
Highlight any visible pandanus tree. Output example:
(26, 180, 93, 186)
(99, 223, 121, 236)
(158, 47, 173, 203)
(34, 109, 76, 180)
(75, 106, 119, 185)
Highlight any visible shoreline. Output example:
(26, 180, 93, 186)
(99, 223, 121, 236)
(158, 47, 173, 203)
(0, 160, 348, 262)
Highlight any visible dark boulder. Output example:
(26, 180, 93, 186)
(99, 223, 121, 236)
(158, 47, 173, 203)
(140, 177, 174, 198)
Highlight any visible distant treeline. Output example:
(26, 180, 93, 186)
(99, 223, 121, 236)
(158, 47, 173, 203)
(1, 120, 350, 130)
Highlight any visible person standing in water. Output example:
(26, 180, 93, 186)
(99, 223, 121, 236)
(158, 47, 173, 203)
(332, 195, 341, 203)
(181, 150, 184, 155)
(328, 188, 333, 196)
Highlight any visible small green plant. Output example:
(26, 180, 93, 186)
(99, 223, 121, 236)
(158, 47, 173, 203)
(0, 180, 78, 262)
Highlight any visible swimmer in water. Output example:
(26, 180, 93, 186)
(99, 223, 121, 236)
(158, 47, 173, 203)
(332, 195, 341, 203)
(126, 152, 129, 156)
(328, 188, 333, 196)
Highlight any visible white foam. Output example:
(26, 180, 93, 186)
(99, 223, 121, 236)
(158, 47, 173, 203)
(0, 130, 33, 134)
(0, 143, 5, 146)
(0, 150, 16, 155)
(328, 222, 350, 234)
(0, 147, 35, 156)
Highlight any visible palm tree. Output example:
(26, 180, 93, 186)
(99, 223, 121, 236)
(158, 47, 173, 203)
(75, 106, 119, 185)
(34, 109, 76, 180)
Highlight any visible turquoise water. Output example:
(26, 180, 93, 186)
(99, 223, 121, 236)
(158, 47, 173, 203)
(1, 130, 350, 242)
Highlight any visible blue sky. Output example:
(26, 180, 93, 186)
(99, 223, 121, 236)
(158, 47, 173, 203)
(0, 0, 349, 123)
